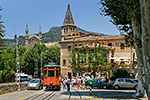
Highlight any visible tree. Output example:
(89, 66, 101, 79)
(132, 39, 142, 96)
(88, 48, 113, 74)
(140, 0, 150, 98)
(99, 0, 146, 97)
(68, 40, 110, 77)
(48, 46, 60, 65)
(0, 7, 15, 83)
(1, 48, 16, 71)
(0, 7, 6, 59)
(23, 47, 35, 76)
(87, 41, 110, 77)
(23, 43, 60, 76)
(68, 43, 85, 74)
(23, 43, 47, 76)
(0, 7, 5, 37)
(0, 50, 15, 83)
(110, 69, 130, 81)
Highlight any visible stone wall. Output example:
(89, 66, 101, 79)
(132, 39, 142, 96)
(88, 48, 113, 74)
(0, 82, 27, 94)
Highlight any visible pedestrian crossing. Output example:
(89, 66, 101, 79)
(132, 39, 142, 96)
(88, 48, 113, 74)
(58, 89, 98, 99)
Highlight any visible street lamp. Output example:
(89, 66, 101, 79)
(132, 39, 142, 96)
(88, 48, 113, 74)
(15, 34, 20, 91)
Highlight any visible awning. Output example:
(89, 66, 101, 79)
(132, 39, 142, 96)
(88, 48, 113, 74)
(110, 57, 118, 59)
(123, 59, 128, 61)
(119, 57, 131, 59)
(119, 66, 123, 68)
(115, 59, 121, 61)
(126, 66, 130, 69)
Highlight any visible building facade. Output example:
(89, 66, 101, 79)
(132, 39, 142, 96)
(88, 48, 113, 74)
(59, 4, 137, 78)
(25, 24, 42, 47)
(44, 42, 60, 47)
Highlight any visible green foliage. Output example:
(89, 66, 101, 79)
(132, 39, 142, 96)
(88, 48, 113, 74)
(8, 88, 14, 92)
(0, 42, 60, 81)
(23, 43, 60, 76)
(68, 40, 110, 77)
(110, 69, 130, 80)
(0, 90, 3, 94)
(0, 61, 15, 83)
(0, 7, 6, 59)
(99, 0, 141, 48)
(0, 48, 16, 83)
(0, 7, 5, 38)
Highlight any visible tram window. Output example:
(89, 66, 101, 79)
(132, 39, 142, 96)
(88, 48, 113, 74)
(56, 70, 59, 77)
(48, 70, 54, 77)
(44, 70, 47, 77)
(48, 67, 54, 69)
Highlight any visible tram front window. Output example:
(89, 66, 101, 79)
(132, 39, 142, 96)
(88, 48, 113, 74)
(48, 70, 54, 77)
(56, 70, 59, 77)
(44, 70, 47, 77)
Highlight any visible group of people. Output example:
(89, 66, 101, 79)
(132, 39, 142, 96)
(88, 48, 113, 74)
(60, 76, 71, 92)
(60, 75, 108, 92)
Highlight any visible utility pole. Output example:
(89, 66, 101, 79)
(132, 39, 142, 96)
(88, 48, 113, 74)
(131, 47, 135, 79)
(34, 47, 38, 78)
(132, 53, 135, 78)
(41, 54, 42, 80)
(15, 34, 20, 91)
(131, 47, 133, 78)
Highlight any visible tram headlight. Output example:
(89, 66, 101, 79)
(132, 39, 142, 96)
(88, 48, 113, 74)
(50, 81, 53, 85)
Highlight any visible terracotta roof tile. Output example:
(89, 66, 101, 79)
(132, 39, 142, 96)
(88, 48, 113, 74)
(60, 34, 124, 43)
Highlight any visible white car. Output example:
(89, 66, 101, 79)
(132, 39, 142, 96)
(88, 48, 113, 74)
(27, 78, 43, 90)
(113, 78, 137, 90)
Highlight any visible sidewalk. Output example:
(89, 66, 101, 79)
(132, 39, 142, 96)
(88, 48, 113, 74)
(69, 86, 148, 100)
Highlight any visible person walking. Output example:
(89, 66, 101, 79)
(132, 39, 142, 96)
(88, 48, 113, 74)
(82, 77, 85, 90)
(66, 76, 71, 92)
(89, 76, 93, 91)
(77, 77, 81, 90)
(63, 78, 67, 91)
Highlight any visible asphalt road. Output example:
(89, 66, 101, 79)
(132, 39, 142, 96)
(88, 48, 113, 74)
(0, 87, 148, 100)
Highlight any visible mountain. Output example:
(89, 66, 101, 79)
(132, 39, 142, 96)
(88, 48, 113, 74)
(5, 27, 106, 48)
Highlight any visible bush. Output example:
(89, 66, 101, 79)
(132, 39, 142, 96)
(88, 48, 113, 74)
(110, 69, 130, 81)
(8, 88, 13, 93)
(0, 90, 3, 94)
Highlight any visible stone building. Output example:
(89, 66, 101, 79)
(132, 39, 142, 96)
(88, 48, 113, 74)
(59, 4, 137, 78)
(44, 42, 60, 47)
(25, 24, 42, 47)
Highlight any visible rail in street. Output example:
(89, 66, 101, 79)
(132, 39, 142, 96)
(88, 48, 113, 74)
(0, 87, 148, 100)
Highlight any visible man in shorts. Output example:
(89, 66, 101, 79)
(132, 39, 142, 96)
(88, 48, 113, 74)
(89, 76, 93, 91)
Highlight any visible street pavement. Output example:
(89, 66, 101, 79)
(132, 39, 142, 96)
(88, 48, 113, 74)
(0, 86, 148, 100)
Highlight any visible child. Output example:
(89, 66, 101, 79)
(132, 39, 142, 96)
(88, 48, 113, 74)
(63, 78, 67, 91)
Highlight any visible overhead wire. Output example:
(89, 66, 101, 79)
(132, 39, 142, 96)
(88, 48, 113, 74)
(3, 33, 15, 39)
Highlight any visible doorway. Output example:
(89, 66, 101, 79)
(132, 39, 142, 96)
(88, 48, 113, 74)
(68, 72, 71, 79)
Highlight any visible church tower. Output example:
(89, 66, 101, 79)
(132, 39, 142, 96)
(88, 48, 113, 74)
(61, 4, 76, 41)
(25, 23, 29, 46)
(39, 26, 42, 44)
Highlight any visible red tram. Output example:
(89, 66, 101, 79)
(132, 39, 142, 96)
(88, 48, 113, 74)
(43, 64, 61, 90)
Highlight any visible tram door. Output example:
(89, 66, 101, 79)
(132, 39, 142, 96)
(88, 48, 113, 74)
(68, 72, 71, 79)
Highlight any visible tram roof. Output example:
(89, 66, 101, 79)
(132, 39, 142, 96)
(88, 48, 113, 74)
(44, 64, 60, 67)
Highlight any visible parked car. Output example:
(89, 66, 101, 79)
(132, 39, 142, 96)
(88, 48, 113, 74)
(27, 78, 43, 90)
(133, 79, 138, 83)
(85, 79, 111, 89)
(113, 78, 137, 90)
(15, 73, 30, 82)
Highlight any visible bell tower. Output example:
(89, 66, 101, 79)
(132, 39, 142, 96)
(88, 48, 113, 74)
(39, 26, 42, 44)
(61, 4, 76, 41)
(25, 23, 29, 46)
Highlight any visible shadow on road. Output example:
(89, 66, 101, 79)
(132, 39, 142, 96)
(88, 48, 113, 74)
(60, 89, 143, 100)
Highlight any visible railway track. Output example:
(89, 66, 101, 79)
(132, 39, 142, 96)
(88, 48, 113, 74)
(24, 91, 56, 100)
(68, 89, 82, 100)
(20, 87, 101, 100)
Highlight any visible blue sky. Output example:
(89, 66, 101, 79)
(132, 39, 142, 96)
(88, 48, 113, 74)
(1, 0, 120, 39)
